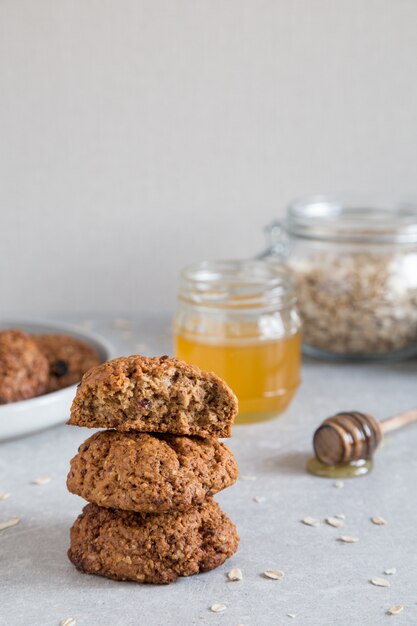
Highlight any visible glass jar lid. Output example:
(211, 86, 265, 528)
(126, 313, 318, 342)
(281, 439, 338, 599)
(179, 260, 295, 310)
(286, 195, 417, 243)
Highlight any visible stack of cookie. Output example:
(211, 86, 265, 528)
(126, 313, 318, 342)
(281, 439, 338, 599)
(66, 355, 239, 584)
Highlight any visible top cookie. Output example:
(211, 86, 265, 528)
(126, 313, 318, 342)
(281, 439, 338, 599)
(0, 329, 49, 403)
(34, 334, 101, 392)
(69, 355, 238, 438)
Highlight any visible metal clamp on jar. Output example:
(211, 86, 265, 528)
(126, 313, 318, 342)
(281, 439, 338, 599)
(174, 260, 301, 424)
(261, 196, 417, 360)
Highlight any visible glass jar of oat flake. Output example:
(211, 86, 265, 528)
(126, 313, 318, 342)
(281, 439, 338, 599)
(261, 196, 417, 360)
(174, 260, 301, 423)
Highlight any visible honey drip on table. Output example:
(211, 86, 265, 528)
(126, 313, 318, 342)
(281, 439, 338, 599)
(306, 456, 373, 478)
(174, 332, 301, 423)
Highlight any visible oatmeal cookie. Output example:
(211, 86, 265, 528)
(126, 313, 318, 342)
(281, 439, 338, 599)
(0, 329, 48, 403)
(67, 430, 238, 513)
(33, 334, 101, 392)
(68, 500, 239, 583)
(68, 355, 238, 438)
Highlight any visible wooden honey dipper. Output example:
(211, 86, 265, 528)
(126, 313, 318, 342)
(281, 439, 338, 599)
(313, 408, 417, 468)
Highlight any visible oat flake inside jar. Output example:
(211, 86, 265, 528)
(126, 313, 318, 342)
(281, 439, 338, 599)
(262, 196, 417, 360)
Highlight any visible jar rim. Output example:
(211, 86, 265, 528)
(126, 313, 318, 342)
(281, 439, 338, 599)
(179, 259, 295, 309)
(286, 195, 417, 243)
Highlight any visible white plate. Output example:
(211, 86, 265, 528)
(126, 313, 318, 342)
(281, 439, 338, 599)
(0, 319, 114, 441)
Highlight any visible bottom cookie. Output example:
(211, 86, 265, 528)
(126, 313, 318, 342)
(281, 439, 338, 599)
(68, 500, 238, 584)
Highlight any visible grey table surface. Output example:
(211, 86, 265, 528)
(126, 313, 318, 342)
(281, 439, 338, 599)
(1, 314, 417, 626)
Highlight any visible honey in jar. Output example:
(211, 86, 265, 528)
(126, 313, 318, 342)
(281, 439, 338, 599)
(174, 260, 301, 424)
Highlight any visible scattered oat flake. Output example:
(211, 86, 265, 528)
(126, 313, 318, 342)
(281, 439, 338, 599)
(112, 318, 132, 330)
(302, 517, 319, 527)
(333, 480, 344, 488)
(240, 475, 257, 481)
(326, 517, 343, 528)
(339, 535, 359, 543)
(371, 577, 390, 587)
(387, 605, 403, 616)
(0, 517, 20, 532)
(0, 492, 10, 501)
(253, 496, 265, 503)
(210, 604, 226, 613)
(60, 619, 76, 626)
(32, 476, 51, 485)
(371, 516, 387, 526)
(287, 614, 297, 619)
(384, 568, 397, 575)
(228, 568, 243, 581)
(263, 569, 285, 580)
(334, 513, 345, 520)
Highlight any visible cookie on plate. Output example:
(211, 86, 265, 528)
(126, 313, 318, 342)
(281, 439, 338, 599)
(67, 430, 239, 513)
(34, 334, 101, 392)
(68, 355, 238, 438)
(0, 329, 48, 403)
(68, 499, 239, 584)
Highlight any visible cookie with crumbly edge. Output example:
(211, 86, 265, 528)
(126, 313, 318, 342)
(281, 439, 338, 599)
(68, 355, 238, 438)
(34, 334, 101, 392)
(0, 329, 48, 403)
(68, 500, 239, 584)
(67, 430, 238, 513)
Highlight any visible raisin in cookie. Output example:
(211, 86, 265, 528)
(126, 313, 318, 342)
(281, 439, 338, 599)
(67, 430, 238, 513)
(34, 334, 101, 392)
(69, 355, 238, 438)
(0, 329, 48, 403)
(68, 500, 239, 584)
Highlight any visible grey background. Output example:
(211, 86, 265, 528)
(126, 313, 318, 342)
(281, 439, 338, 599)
(1, 316, 416, 626)
(1, 1, 417, 315)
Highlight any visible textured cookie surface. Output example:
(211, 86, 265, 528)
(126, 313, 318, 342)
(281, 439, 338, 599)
(34, 334, 101, 392)
(68, 355, 238, 438)
(67, 430, 238, 512)
(0, 329, 48, 403)
(68, 500, 239, 584)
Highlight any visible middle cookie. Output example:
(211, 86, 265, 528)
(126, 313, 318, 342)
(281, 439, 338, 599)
(67, 430, 238, 513)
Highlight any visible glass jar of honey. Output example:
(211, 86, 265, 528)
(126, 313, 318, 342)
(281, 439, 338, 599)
(173, 260, 301, 424)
